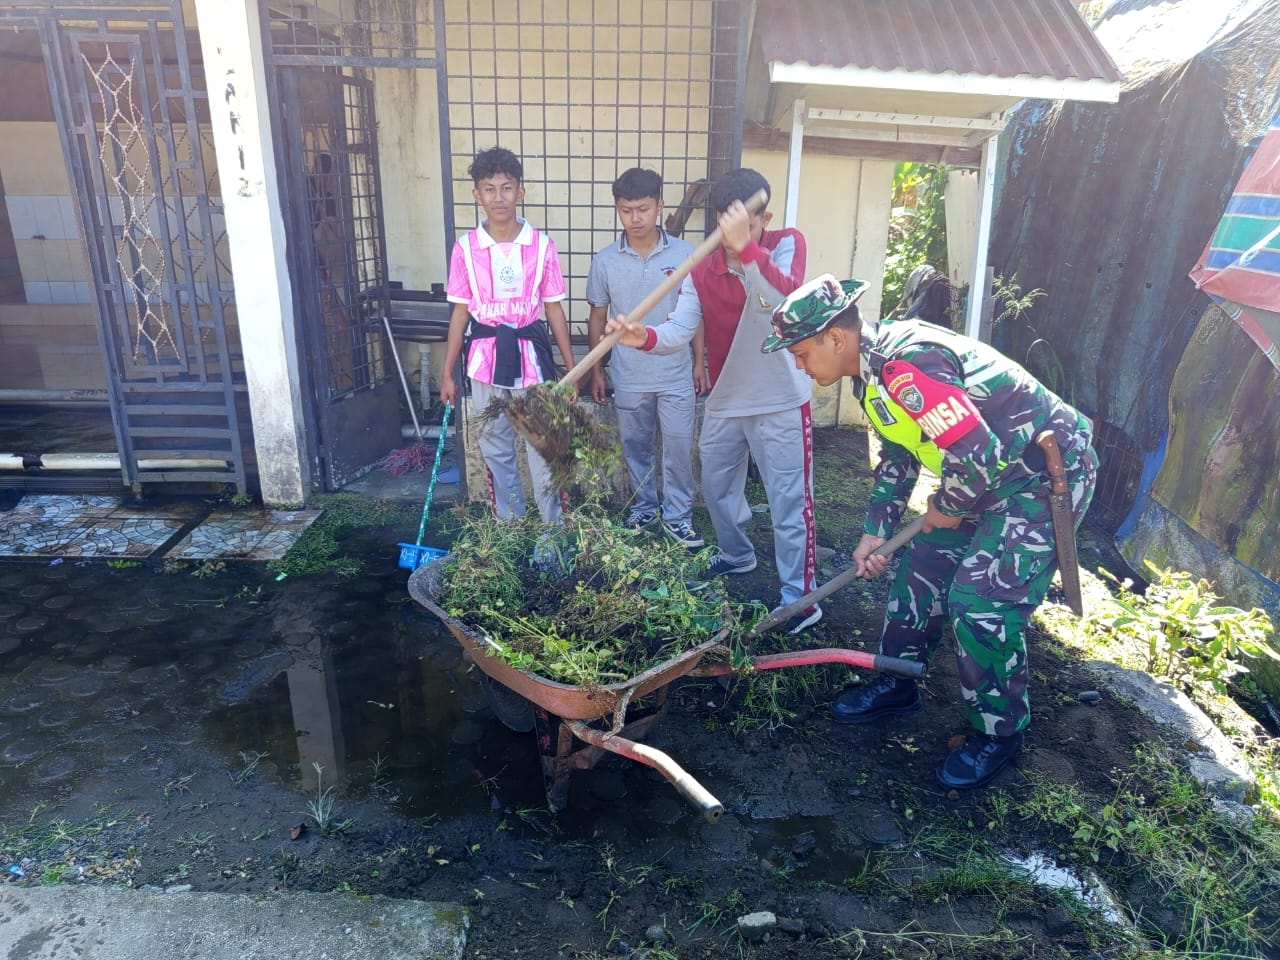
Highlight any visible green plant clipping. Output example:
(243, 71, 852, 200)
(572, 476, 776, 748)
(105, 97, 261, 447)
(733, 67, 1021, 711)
(269, 494, 418, 579)
(1089, 562, 1277, 695)
(439, 511, 752, 688)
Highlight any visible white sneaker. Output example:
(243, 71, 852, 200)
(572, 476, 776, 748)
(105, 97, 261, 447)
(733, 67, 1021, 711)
(769, 604, 822, 635)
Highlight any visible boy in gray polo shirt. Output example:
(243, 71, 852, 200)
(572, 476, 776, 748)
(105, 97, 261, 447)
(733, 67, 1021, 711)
(586, 168, 704, 548)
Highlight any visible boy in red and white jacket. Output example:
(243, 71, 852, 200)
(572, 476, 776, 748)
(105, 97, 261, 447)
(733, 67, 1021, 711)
(609, 168, 820, 635)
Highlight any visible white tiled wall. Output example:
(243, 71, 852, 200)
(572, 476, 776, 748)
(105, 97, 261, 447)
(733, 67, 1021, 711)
(5, 195, 79, 240)
(7, 193, 92, 304)
(23, 281, 92, 304)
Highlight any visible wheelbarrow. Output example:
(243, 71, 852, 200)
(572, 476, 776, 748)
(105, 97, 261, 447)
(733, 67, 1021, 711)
(407, 559, 925, 823)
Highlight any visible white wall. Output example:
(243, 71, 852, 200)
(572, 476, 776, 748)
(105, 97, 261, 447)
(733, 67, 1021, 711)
(744, 147, 893, 426)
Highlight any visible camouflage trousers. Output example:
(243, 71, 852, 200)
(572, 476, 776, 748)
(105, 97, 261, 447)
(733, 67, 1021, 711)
(879, 444, 1097, 737)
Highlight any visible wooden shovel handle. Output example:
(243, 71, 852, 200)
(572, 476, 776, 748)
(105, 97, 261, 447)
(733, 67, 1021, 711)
(746, 513, 928, 638)
(556, 188, 769, 390)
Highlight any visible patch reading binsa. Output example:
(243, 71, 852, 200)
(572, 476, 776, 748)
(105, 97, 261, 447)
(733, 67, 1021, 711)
(882, 359, 981, 447)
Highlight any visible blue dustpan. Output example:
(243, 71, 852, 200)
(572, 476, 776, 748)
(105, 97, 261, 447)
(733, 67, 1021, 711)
(397, 403, 452, 570)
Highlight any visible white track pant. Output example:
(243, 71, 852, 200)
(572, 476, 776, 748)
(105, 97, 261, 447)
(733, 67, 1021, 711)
(698, 403, 816, 607)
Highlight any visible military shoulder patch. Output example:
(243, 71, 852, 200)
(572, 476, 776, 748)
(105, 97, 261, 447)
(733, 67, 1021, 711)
(881, 359, 982, 447)
(869, 396, 897, 425)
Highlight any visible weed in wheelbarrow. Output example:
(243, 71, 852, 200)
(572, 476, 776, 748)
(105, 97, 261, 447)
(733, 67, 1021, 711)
(439, 509, 764, 690)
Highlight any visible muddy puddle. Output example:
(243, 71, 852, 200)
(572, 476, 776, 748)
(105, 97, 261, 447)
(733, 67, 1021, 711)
(0, 560, 755, 839)
(0, 560, 555, 819)
(0, 556, 1041, 905)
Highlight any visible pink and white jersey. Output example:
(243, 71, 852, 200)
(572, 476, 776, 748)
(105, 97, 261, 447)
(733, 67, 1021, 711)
(446, 219, 567, 387)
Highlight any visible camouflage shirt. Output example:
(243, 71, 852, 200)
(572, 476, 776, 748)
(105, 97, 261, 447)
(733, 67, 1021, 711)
(855, 318, 1092, 537)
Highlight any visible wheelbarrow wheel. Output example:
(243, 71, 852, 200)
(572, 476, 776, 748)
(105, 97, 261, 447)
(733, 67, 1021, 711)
(476, 672, 536, 733)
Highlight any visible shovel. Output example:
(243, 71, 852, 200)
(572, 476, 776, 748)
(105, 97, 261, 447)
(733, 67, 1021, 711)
(397, 403, 453, 570)
(746, 514, 928, 637)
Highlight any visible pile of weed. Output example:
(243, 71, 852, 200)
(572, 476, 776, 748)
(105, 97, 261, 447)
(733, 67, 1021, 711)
(480, 385, 622, 493)
(439, 511, 758, 688)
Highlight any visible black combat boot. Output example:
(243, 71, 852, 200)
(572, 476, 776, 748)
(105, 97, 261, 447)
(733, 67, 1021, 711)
(936, 731, 1024, 789)
(829, 674, 921, 724)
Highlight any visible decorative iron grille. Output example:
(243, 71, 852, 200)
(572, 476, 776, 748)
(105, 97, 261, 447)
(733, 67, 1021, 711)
(267, 0, 438, 67)
(294, 73, 390, 399)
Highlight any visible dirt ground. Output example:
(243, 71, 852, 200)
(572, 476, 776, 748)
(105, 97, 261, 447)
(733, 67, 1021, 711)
(2, 427, 1273, 959)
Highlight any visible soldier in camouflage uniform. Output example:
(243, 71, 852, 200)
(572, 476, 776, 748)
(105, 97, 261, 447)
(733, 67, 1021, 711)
(762, 274, 1097, 789)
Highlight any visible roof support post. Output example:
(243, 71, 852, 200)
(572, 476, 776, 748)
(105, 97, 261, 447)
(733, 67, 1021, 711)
(784, 98, 806, 228)
(965, 131, 999, 341)
(195, 0, 310, 505)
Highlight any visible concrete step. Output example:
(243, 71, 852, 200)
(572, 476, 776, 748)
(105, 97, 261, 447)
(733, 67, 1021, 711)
(0, 886, 468, 960)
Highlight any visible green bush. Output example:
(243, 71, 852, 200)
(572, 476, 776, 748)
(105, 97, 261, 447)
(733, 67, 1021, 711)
(1091, 562, 1277, 695)
(881, 163, 949, 316)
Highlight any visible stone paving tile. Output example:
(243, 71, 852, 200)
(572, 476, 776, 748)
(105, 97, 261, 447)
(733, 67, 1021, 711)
(0, 496, 320, 562)
(101, 500, 204, 521)
(166, 508, 320, 561)
(4, 495, 122, 522)
(0, 518, 184, 558)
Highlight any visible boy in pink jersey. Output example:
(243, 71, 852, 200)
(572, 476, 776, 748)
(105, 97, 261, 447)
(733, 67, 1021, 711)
(440, 147, 577, 523)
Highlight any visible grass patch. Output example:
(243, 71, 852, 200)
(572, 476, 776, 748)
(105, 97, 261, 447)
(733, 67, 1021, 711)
(0, 805, 141, 884)
(1014, 743, 1280, 955)
(810, 429, 874, 545)
(268, 493, 419, 579)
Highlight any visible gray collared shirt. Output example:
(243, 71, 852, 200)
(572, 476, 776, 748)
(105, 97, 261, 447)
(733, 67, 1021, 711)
(586, 229, 696, 393)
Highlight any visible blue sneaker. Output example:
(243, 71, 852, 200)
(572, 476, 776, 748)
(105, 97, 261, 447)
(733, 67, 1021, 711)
(706, 553, 756, 577)
(662, 518, 705, 548)
(624, 508, 656, 531)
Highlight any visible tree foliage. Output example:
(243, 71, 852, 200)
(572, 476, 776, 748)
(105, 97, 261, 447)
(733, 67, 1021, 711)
(882, 163, 950, 317)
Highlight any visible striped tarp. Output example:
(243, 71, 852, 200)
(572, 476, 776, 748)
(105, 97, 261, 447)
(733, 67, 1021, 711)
(1190, 121, 1280, 369)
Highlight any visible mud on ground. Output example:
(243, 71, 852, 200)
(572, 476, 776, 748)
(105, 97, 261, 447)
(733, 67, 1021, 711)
(1, 427, 1273, 960)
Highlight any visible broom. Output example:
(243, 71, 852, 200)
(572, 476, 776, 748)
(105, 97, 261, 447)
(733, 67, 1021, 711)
(497, 189, 769, 486)
(396, 403, 453, 570)
(376, 314, 434, 476)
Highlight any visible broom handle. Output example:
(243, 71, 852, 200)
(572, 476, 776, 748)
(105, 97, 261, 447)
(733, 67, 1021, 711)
(414, 402, 452, 547)
(556, 188, 770, 390)
(382, 314, 423, 439)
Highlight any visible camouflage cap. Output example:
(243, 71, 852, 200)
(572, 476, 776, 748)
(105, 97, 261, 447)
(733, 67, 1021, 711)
(760, 274, 869, 353)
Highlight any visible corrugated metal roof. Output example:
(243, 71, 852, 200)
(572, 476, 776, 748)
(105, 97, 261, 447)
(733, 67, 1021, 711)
(758, 0, 1123, 85)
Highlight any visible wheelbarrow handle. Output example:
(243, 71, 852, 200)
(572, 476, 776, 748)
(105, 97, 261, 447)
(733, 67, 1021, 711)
(746, 513, 928, 637)
(691, 648, 926, 680)
(564, 720, 724, 823)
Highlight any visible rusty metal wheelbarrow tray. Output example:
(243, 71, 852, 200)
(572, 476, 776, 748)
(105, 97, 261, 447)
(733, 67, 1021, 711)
(407, 558, 728, 722)
(407, 556, 925, 822)
(409, 557, 730, 819)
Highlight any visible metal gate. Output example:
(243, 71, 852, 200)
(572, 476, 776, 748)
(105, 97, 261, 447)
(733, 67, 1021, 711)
(277, 69, 401, 491)
(31, 1, 248, 492)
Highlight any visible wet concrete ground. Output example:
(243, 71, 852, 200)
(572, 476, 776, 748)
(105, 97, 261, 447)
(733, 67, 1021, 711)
(0, 555, 537, 821)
